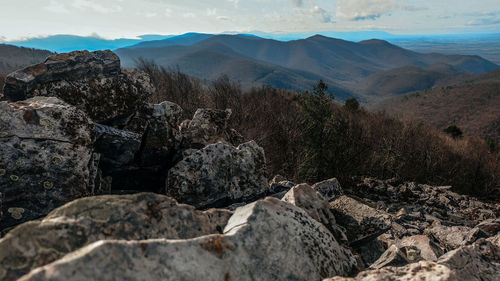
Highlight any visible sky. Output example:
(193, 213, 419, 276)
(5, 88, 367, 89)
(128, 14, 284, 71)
(1, 0, 499, 41)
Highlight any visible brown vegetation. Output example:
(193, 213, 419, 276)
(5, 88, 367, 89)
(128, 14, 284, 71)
(0, 71, 6, 95)
(376, 70, 500, 142)
(137, 59, 500, 200)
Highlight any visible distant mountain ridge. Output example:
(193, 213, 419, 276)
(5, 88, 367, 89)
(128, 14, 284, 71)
(115, 34, 499, 100)
(0, 44, 52, 73)
(6, 34, 174, 53)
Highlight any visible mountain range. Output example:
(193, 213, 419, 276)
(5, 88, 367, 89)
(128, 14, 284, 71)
(115, 33, 499, 101)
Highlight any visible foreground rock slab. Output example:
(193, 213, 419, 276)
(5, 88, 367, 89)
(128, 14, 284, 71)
(19, 198, 358, 281)
(167, 141, 268, 208)
(0, 97, 97, 230)
(0, 193, 232, 281)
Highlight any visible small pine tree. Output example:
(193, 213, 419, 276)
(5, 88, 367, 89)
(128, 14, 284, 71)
(298, 80, 335, 182)
(443, 125, 463, 139)
(344, 98, 360, 111)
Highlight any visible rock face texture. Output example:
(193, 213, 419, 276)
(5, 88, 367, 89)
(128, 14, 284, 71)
(18, 198, 358, 281)
(2, 50, 153, 122)
(0, 193, 232, 281)
(166, 141, 268, 208)
(0, 97, 97, 230)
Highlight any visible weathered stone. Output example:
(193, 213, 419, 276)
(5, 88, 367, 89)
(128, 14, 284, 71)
(325, 261, 453, 281)
(180, 108, 242, 149)
(19, 198, 358, 281)
(166, 141, 268, 208)
(326, 234, 500, 281)
(437, 236, 500, 281)
(3, 50, 153, 123)
(368, 245, 409, 269)
(0, 97, 96, 230)
(397, 235, 444, 262)
(96, 102, 185, 192)
(474, 218, 500, 236)
(93, 123, 141, 173)
(425, 221, 487, 251)
(330, 196, 392, 243)
(283, 183, 347, 244)
(0, 193, 232, 281)
(312, 178, 343, 201)
(268, 174, 296, 195)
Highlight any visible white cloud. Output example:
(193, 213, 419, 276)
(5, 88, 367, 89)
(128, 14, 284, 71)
(183, 12, 196, 18)
(44, 0, 70, 14)
(71, 0, 122, 14)
(207, 8, 217, 16)
(336, 0, 424, 21)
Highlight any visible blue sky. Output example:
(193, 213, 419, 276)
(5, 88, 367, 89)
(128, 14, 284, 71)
(1, 0, 499, 41)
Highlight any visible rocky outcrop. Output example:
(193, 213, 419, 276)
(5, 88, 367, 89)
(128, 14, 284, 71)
(19, 198, 358, 281)
(326, 234, 500, 281)
(0, 97, 98, 230)
(166, 141, 268, 208)
(2, 50, 153, 123)
(0, 193, 232, 281)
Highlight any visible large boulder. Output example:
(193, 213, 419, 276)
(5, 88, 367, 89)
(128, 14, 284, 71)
(0, 97, 98, 230)
(0, 193, 232, 281)
(2, 50, 153, 123)
(166, 141, 268, 208)
(425, 221, 488, 251)
(19, 198, 358, 281)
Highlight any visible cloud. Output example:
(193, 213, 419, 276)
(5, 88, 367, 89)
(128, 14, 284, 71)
(290, 0, 334, 24)
(71, 0, 122, 14)
(311, 6, 332, 23)
(183, 12, 196, 18)
(290, 0, 304, 7)
(336, 0, 425, 21)
(207, 8, 217, 16)
(44, 0, 70, 14)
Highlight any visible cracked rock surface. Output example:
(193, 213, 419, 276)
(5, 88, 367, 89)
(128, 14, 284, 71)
(0, 96, 97, 230)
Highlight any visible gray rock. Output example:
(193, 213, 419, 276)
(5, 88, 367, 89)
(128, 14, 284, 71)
(369, 245, 409, 269)
(437, 235, 500, 281)
(326, 234, 500, 281)
(0, 193, 232, 281)
(166, 141, 268, 208)
(180, 108, 243, 149)
(397, 235, 444, 262)
(0, 97, 97, 230)
(330, 196, 392, 243)
(325, 261, 453, 281)
(2, 50, 153, 123)
(425, 221, 487, 251)
(283, 183, 348, 244)
(312, 178, 343, 201)
(474, 218, 500, 236)
(19, 198, 358, 281)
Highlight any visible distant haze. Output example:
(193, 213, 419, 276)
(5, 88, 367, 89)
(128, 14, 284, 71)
(1, 0, 500, 41)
